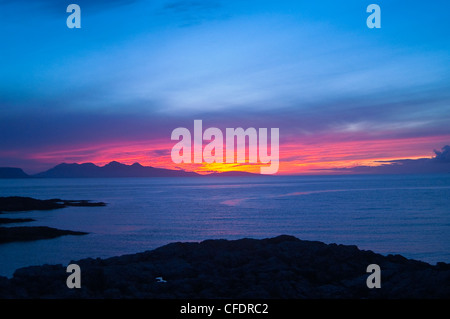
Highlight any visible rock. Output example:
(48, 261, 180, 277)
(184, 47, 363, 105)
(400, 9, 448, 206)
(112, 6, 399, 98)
(0, 226, 88, 244)
(0, 217, 35, 224)
(0, 196, 106, 213)
(0, 196, 104, 244)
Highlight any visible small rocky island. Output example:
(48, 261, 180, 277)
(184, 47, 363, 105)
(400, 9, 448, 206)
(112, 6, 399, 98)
(0, 196, 105, 243)
(0, 196, 106, 212)
(0, 226, 88, 244)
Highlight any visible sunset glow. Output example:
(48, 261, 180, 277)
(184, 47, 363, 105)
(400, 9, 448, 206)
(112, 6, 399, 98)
(10, 133, 447, 175)
(0, 1, 449, 175)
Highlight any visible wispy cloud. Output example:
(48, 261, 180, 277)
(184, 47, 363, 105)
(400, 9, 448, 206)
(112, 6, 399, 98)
(0, 0, 139, 13)
(161, 0, 225, 26)
(163, 0, 221, 13)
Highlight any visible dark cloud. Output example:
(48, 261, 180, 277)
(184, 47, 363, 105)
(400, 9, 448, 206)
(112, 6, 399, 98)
(0, 110, 174, 150)
(434, 145, 450, 163)
(330, 145, 450, 175)
(149, 149, 171, 157)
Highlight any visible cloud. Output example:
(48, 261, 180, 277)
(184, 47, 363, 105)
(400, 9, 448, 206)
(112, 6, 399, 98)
(161, 0, 224, 26)
(163, 0, 221, 12)
(0, 0, 138, 7)
(434, 145, 450, 163)
(331, 145, 450, 174)
(149, 149, 171, 157)
(0, 0, 139, 14)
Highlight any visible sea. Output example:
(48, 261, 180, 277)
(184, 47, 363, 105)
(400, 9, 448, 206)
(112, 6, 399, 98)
(1, 174, 449, 278)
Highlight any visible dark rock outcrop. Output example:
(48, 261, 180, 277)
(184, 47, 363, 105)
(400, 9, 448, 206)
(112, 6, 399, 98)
(0, 226, 87, 244)
(0, 196, 106, 213)
(0, 218, 35, 224)
(0, 235, 449, 299)
(0, 196, 103, 244)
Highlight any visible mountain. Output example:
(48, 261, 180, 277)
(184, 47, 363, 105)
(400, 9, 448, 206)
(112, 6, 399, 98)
(33, 162, 201, 178)
(0, 162, 263, 178)
(0, 167, 30, 178)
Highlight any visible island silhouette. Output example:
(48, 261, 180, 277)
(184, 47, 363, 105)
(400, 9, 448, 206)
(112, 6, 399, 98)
(0, 161, 259, 178)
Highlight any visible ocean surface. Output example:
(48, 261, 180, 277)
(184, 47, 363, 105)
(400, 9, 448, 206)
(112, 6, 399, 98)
(1, 174, 449, 278)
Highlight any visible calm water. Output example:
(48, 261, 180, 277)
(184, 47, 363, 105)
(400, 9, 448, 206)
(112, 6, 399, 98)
(1, 174, 450, 277)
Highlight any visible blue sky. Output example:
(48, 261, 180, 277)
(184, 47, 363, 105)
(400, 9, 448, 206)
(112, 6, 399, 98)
(0, 0, 449, 173)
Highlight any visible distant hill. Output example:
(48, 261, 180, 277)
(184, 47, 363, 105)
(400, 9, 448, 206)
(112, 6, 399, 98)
(205, 171, 261, 177)
(33, 161, 201, 178)
(0, 168, 30, 179)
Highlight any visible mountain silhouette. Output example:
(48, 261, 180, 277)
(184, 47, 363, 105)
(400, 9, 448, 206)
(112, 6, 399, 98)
(0, 162, 261, 178)
(32, 161, 201, 178)
(0, 167, 30, 178)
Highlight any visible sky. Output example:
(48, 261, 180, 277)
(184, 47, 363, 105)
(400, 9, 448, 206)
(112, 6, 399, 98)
(0, 0, 449, 174)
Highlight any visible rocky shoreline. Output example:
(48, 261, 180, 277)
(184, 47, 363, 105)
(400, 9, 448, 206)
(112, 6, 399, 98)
(0, 226, 87, 244)
(0, 235, 449, 299)
(0, 196, 106, 213)
(0, 217, 35, 224)
(0, 196, 105, 243)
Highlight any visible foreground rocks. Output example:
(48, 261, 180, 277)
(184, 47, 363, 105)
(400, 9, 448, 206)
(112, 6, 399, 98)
(0, 235, 449, 299)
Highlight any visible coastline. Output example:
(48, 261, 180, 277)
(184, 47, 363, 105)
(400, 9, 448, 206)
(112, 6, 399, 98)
(0, 196, 105, 244)
(0, 226, 87, 244)
(1, 235, 449, 299)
